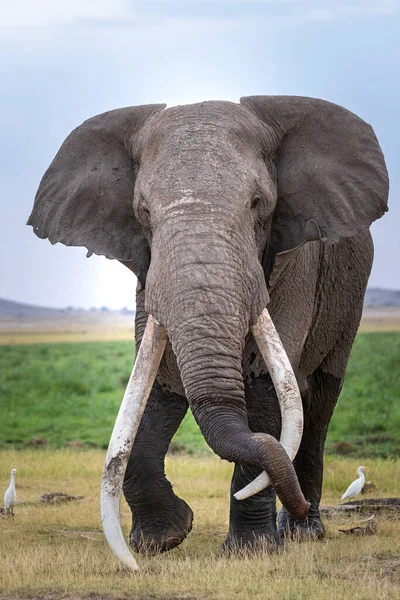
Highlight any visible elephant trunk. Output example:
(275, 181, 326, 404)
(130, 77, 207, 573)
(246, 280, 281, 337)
(144, 217, 308, 520)
(168, 313, 309, 521)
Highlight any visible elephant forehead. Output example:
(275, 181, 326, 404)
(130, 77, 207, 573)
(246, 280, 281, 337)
(138, 149, 264, 199)
(138, 100, 275, 154)
(135, 107, 274, 197)
(162, 100, 254, 128)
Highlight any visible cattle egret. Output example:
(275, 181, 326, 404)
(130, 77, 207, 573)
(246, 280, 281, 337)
(4, 468, 17, 515)
(341, 466, 367, 502)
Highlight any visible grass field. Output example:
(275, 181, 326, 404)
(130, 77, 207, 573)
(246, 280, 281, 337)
(1, 307, 399, 346)
(0, 450, 399, 600)
(0, 327, 399, 598)
(1, 332, 399, 457)
(0, 312, 135, 346)
(325, 332, 400, 457)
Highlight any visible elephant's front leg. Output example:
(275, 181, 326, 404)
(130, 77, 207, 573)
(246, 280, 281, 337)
(224, 464, 280, 552)
(123, 380, 193, 554)
(224, 374, 282, 552)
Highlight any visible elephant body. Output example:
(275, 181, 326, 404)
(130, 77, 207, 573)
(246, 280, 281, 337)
(28, 97, 388, 557)
(128, 229, 373, 550)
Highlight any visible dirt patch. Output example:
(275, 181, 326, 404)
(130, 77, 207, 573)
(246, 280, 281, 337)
(40, 493, 84, 504)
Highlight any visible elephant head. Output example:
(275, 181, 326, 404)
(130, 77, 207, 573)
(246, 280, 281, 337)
(28, 97, 388, 570)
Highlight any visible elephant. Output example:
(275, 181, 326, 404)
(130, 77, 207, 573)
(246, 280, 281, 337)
(28, 96, 388, 570)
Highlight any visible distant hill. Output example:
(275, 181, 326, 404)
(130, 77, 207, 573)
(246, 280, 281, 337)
(0, 298, 67, 318)
(364, 288, 400, 307)
(0, 299, 135, 318)
(1, 289, 399, 318)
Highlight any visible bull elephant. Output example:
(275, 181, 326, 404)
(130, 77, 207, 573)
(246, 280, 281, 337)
(28, 96, 388, 570)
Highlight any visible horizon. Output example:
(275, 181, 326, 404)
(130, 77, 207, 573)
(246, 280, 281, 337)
(2, 285, 400, 312)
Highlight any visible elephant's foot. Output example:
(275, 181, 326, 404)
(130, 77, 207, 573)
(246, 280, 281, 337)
(278, 506, 325, 540)
(222, 527, 282, 555)
(129, 495, 193, 555)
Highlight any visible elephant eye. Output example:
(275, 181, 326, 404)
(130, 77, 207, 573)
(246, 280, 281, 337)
(138, 196, 150, 219)
(251, 196, 262, 210)
(138, 200, 152, 230)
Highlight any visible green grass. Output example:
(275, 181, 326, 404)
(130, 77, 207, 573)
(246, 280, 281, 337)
(326, 333, 400, 458)
(0, 333, 399, 457)
(0, 342, 136, 448)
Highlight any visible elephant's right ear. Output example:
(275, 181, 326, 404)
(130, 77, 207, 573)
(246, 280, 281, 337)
(27, 104, 166, 279)
(241, 96, 389, 252)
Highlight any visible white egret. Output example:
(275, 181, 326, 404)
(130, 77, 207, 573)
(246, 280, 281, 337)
(4, 468, 17, 515)
(341, 466, 367, 502)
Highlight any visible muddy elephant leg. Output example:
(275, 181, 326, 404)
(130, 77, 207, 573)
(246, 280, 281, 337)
(278, 368, 342, 539)
(223, 373, 282, 552)
(123, 380, 193, 554)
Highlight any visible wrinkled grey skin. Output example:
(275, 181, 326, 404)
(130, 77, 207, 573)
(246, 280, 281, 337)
(28, 96, 388, 553)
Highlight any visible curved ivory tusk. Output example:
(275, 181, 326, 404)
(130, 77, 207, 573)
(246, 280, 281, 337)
(100, 315, 167, 571)
(234, 307, 303, 501)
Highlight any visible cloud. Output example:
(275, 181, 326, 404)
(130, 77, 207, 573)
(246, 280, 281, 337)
(292, 0, 399, 23)
(1, 0, 398, 32)
(131, 0, 400, 25)
(1, 0, 134, 28)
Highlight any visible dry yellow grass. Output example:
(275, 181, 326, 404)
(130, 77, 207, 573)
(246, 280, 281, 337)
(0, 331, 134, 345)
(1, 307, 400, 345)
(358, 307, 400, 333)
(0, 313, 134, 345)
(0, 451, 399, 599)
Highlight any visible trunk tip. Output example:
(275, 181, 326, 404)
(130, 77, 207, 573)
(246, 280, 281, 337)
(290, 500, 311, 522)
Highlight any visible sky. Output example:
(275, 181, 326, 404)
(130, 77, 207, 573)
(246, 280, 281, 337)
(1, 0, 399, 310)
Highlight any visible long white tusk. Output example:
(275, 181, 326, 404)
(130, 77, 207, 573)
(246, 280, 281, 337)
(234, 307, 303, 501)
(100, 315, 167, 571)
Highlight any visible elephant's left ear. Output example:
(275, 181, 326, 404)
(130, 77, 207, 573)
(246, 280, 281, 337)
(27, 104, 166, 276)
(241, 96, 389, 251)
